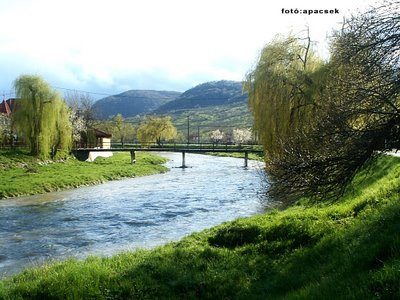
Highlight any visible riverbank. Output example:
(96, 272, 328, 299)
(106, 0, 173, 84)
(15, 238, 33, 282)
(0, 154, 399, 298)
(0, 150, 168, 199)
(206, 151, 264, 161)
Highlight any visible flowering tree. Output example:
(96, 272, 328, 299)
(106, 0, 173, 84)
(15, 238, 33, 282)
(69, 109, 86, 144)
(0, 115, 9, 145)
(65, 91, 96, 147)
(210, 129, 224, 144)
(232, 128, 252, 145)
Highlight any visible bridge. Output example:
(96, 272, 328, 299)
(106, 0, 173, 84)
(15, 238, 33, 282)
(71, 144, 264, 168)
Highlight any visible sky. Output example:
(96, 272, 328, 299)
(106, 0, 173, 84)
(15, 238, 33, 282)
(0, 0, 377, 99)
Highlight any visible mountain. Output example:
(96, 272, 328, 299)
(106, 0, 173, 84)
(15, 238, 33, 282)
(93, 90, 181, 119)
(148, 80, 253, 135)
(123, 81, 253, 138)
(166, 101, 253, 135)
(93, 81, 253, 136)
(154, 80, 247, 113)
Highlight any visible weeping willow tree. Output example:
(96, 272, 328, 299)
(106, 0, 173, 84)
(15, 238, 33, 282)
(245, 34, 326, 159)
(137, 116, 177, 146)
(13, 75, 72, 158)
(246, 1, 400, 203)
(245, 35, 330, 200)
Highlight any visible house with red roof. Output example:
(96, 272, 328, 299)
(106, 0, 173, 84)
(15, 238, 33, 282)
(0, 98, 18, 146)
(0, 98, 18, 117)
(0, 100, 11, 117)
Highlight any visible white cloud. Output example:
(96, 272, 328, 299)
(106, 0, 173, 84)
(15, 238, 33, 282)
(0, 0, 378, 96)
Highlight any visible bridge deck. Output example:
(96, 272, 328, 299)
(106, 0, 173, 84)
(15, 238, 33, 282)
(72, 147, 263, 153)
(71, 146, 263, 167)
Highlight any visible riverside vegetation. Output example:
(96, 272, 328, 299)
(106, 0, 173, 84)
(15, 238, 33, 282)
(0, 154, 399, 299)
(0, 150, 168, 199)
(1, 1, 399, 298)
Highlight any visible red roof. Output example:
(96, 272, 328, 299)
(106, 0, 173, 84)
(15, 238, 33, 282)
(0, 99, 18, 116)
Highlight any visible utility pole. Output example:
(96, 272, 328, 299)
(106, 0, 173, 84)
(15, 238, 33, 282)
(187, 115, 190, 145)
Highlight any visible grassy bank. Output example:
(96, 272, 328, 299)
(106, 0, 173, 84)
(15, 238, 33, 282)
(1, 155, 399, 299)
(0, 150, 168, 199)
(206, 151, 264, 161)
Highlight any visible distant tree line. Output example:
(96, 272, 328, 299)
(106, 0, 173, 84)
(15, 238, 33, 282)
(246, 0, 400, 202)
(2, 75, 254, 157)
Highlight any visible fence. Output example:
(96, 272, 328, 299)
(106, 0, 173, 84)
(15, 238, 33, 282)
(107, 141, 263, 151)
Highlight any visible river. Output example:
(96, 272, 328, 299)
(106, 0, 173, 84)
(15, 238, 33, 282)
(0, 152, 268, 278)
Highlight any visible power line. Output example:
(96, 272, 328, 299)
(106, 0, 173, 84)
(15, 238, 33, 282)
(1, 85, 183, 100)
(51, 86, 181, 99)
(52, 86, 115, 97)
(2, 86, 117, 99)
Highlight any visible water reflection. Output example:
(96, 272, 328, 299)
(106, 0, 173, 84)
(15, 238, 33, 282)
(0, 152, 268, 277)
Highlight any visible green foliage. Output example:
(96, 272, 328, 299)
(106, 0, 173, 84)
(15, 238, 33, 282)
(245, 34, 334, 201)
(1, 155, 400, 299)
(246, 2, 400, 202)
(112, 81, 253, 142)
(111, 114, 135, 145)
(0, 150, 167, 199)
(127, 102, 253, 143)
(13, 75, 72, 158)
(245, 34, 326, 158)
(167, 102, 253, 142)
(137, 115, 177, 146)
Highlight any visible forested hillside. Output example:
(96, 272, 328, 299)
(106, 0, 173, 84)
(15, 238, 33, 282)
(93, 90, 181, 119)
(95, 81, 253, 136)
(154, 80, 247, 113)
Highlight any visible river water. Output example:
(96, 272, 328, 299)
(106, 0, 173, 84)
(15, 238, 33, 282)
(0, 152, 268, 278)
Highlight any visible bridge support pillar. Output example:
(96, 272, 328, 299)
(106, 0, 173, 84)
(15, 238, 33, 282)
(130, 150, 136, 164)
(182, 151, 186, 168)
(244, 151, 248, 167)
(71, 150, 90, 161)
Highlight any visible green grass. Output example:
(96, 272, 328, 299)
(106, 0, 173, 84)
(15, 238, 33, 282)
(1, 155, 400, 299)
(0, 150, 168, 199)
(206, 151, 264, 161)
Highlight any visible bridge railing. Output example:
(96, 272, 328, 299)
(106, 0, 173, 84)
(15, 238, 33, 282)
(109, 142, 263, 152)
